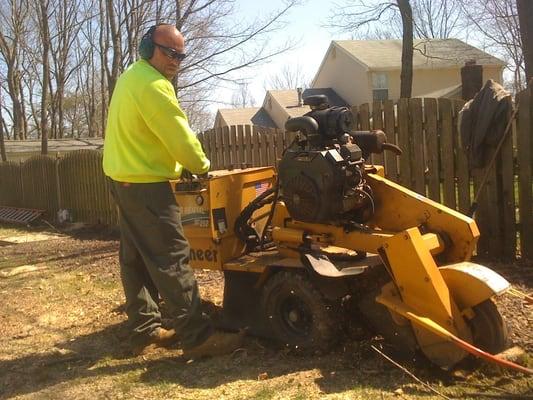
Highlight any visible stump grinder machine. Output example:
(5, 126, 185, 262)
(172, 95, 531, 373)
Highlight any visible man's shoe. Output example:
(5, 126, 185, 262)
(131, 327, 177, 356)
(183, 330, 245, 360)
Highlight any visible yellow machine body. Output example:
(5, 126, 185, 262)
(172, 166, 514, 370)
(270, 170, 510, 367)
(171, 167, 276, 269)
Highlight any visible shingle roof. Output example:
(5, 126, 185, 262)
(334, 39, 506, 70)
(267, 88, 349, 118)
(217, 107, 276, 128)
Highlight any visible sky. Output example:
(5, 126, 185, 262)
(214, 0, 352, 109)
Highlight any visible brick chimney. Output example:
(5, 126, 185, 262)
(461, 60, 483, 100)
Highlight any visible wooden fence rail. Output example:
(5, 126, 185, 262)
(0, 95, 531, 261)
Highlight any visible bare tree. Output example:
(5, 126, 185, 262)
(329, 0, 462, 40)
(264, 62, 310, 90)
(230, 82, 256, 108)
(0, 0, 30, 140)
(35, 0, 51, 153)
(105, 0, 121, 97)
(398, 0, 413, 98)
(460, 0, 524, 91)
(0, 0, 301, 139)
(517, 0, 533, 84)
(411, 0, 463, 39)
(328, 0, 415, 97)
(0, 85, 7, 161)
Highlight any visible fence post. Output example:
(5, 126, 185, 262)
(517, 88, 533, 260)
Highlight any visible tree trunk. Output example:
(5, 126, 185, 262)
(0, 85, 7, 162)
(6, 69, 24, 140)
(99, 0, 108, 137)
(398, 0, 413, 98)
(39, 0, 51, 154)
(106, 0, 121, 97)
(517, 0, 533, 85)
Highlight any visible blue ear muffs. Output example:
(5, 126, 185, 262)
(139, 25, 157, 59)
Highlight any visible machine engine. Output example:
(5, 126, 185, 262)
(278, 95, 399, 224)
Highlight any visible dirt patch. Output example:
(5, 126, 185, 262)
(0, 223, 531, 400)
(0, 232, 65, 245)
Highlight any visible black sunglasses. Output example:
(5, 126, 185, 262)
(153, 42, 187, 61)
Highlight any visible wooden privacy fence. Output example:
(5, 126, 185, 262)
(0, 150, 116, 226)
(197, 125, 286, 170)
(197, 97, 531, 261)
(350, 97, 531, 261)
(58, 150, 116, 225)
(0, 95, 531, 261)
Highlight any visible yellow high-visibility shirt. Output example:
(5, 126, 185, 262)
(103, 59, 210, 183)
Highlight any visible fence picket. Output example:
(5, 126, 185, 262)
(245, 125, 252, 167)
(372, 101, 384, 166)
(397, 98, 411, 188)
(439, 98, 456, 209)
(409, 98, 425, 195)
(359, 103, 371, 163)
(424, 98, 440, 201)
(252, 126, 260, 166)
(229, 125, 237, 168)
(383, 100, 398, 181)
(237, 125, 245, 167)
(351, 105, 359, 130)
(500, 97, 516, 260)
(517, 88, 533, 260)
(454, 100, 470, 214)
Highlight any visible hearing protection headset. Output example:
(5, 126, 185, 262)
(139, 24, 172, 59)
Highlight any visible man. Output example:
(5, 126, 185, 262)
(103, 24, 242, 358)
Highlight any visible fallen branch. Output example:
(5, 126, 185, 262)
(370, 345, 451, 400)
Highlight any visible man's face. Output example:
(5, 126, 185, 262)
(149, 27, 185, 80)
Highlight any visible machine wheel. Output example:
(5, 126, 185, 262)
(468, 299, 509, 354)
(261, 270, 339, 351)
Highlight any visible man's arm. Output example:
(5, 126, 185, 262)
(141, 81, 210, 174)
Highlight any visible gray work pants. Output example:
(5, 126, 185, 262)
(108, 178, 212, 348)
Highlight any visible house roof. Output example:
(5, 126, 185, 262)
(266, 88, 349, 118)
(216, 107, 276, 128)
(424, 83, 463, 99)
(333, 39, 507, 71)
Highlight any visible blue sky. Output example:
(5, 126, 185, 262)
(216, 0, 352, 108)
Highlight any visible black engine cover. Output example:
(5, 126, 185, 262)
(278, 148, 348, 222)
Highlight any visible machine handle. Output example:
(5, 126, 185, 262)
(382, 142, 403, 156)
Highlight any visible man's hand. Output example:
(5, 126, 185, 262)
(181, 169, 194, 180)
(181, 169, 210, 180)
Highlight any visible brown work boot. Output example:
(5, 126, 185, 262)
(131, 327, 177, 356)
(183, 330, 245, 360)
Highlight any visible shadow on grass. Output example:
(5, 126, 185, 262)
(0, 317, 454, 399)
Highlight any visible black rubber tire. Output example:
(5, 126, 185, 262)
(261, 271, 339, 351)
(468, 299, 509, 354)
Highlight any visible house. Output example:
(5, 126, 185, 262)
(214, 108, 276, 129)
(311, 39, 506, 106)
(214, 88, 348, 130)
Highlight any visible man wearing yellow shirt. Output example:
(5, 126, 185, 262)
(103, 24, 242, 358)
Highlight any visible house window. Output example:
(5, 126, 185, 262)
(372, 72, 389, 101)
